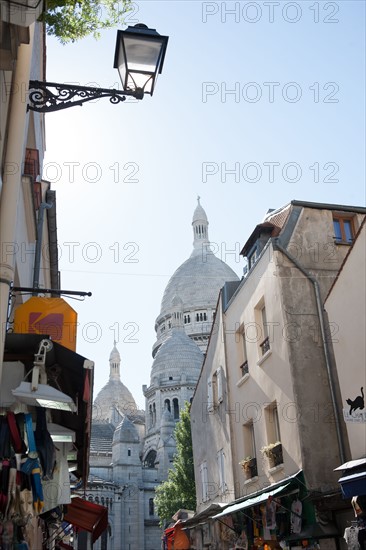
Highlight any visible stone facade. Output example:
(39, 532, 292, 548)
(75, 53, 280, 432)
(189, 200, 366, 549)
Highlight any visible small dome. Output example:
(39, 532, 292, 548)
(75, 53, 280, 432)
(109, 344, 121, 363)
(113, 415, 139, 444)
(93, 379, 138, 422)
(192, 197, 208, 224)
(151, 329, 203, 383)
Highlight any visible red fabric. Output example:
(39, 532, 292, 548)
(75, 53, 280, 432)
(172, 522, 190, 550)
(7, 412, 23, 453)
(64, 497, 108, 543)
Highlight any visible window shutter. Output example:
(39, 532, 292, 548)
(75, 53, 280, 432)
(207, 380, 214, 412)
(217, 367, 224, 403)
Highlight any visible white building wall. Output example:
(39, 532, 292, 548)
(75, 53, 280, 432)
(325, 221, 366, 459)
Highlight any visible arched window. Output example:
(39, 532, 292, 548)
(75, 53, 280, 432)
(153, 403, 156, 425)
(196, 313, 199, 322)
(204, 312, 207, 321)
(200, 313, 203, 321)
(128, 448, 131, 457)
(149, 404, 153, 427)
(173, 398, 179, 420)
(145, 450, 157, 468)
(164, 399, 171, 412)
(149, 498, 154, 516)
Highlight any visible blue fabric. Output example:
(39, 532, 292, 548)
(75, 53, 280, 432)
(34, 407, 56, 481)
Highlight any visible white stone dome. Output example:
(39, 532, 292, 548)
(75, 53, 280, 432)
(93, 343, 138, 422)
(109, 344, 121, 363)
(193, 199, 208, 223)
(159, 251, 239, 316)
(152, 199, 239, 357)
(93, 379, 138, 422)
(150, 328, 203, 383)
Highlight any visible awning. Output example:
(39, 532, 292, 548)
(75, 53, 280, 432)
(338, 471, 366, 498)
(212, 483, 290, 519)
(63, 497, 108, 543)
(334, 457, 366, 497)
(180, 503, 227, 529)
(334, 458, 366, 471)
(4, 333, 94, 483)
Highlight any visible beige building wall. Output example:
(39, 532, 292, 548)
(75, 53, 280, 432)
(325, 220, 366, 459)
(191, 201, 366, 517)
(191, 294, 235, 513)
(223, 241, 301, 498)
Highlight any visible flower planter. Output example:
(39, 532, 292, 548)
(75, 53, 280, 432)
(261, 442, 283, 468)
(240, 457, 258, 479)
(268, 444, 283, 467)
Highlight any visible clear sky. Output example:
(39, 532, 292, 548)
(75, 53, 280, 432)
(43, 1, 365, 409)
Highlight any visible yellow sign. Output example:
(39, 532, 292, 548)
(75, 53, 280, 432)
(14, 297, 77, 351)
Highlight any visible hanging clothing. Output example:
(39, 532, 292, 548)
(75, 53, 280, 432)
(265, 498, 277, 530)
(290, 499, 302, 534)
(42, 444, 71, 513)
(344, 526, 360, 550)
(34, 408, 56, 481)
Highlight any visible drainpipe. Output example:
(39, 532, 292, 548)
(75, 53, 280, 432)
(33, 199, 53, 294)
(0, 24, 35, 385)
(273, 238, 346, 464)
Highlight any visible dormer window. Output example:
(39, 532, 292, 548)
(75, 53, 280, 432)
(333, 215, 354, 244)
(247, 244, 258, 270)
(241, 222, 276, 270)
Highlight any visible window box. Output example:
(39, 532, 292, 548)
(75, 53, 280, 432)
(239, 457, 258, 479)
(260, 442, 283, 468)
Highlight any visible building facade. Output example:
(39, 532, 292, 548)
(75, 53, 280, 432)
(189, 200, 366, 549)
(88, 200, 239, 549)
(0, 7, 97, 549)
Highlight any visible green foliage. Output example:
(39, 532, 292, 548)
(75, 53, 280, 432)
(155, 402, 197, 527)
(40, 0, 132, 44)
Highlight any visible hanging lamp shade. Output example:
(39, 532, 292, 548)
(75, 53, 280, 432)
(114, 24, 169, 97)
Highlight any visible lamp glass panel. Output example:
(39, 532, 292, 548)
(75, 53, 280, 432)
(117, 39, 127, 90)
(124, 36, 163, 71)
(127, 72, 154, 94)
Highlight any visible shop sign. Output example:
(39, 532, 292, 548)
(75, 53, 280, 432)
(343, 409, 366, 423)
(13, 297, 77, 351)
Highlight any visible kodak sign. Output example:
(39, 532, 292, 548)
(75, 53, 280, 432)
(14, 297, 77, 351)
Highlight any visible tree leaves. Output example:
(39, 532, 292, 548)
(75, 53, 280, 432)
(155, 402, 197, 527)
(40, 0, 133, 44)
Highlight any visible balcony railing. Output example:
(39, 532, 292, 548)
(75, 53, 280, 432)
(260, 336, 270, 355)
(240, 360, 249, 377)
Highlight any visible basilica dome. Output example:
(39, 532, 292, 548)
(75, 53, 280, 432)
(159, 250, 239, 315)
(93, 343, 138, 422)
(153, 199, 239, 356)
(150, 328, 204, 384)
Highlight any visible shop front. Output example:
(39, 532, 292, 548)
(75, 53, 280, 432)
(186, 471, 340, 550)
(335, 458, 366, 550)
(0, 333, 99, 549)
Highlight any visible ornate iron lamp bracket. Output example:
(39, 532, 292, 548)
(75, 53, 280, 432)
(28, 80, 144, 113)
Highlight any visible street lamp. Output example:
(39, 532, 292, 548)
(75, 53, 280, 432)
(28, 24, 169, 113)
